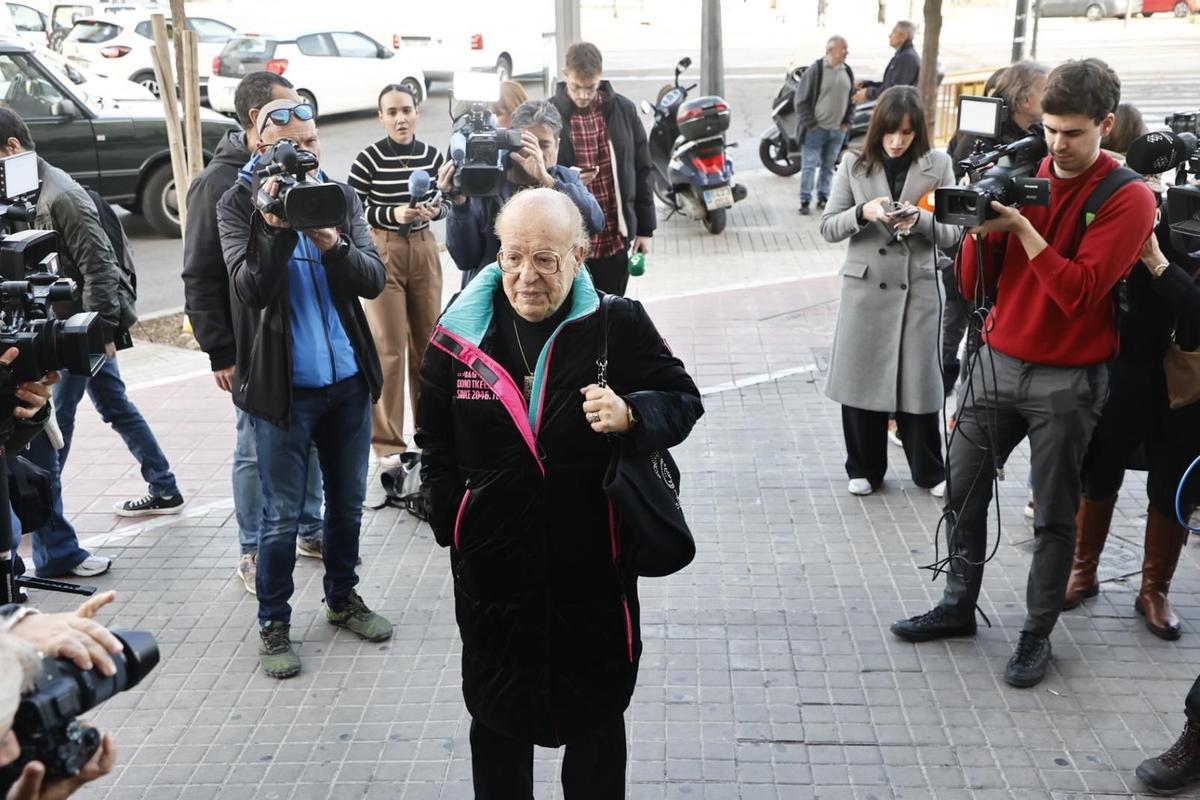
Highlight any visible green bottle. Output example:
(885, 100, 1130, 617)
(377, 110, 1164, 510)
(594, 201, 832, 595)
(627, 251, 646, 276)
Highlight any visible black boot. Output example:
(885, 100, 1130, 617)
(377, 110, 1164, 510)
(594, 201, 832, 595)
(1136, 719, 1200, 794)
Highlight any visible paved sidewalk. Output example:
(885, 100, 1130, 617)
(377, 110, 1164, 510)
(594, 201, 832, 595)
(15, 167, 1200, 799)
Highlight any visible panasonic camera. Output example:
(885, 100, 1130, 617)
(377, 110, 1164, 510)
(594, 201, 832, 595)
(255, 139, 346, 229)
(0, 151, 107, 382)
(0, 629, 158, 789)
(935, 96, 1051, 227)
(447, 72, 525, 198)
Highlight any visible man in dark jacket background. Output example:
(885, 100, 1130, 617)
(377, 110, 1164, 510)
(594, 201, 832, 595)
(854, 20, 921, 103)
(793, 36, 855, 215)
(181, 71, 325, 596)
(216, 98, 392, 679)
(550, 41, 654, 298)
(440, 98, 604, 287)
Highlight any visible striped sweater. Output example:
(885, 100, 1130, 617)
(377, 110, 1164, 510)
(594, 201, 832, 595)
(347, 137, 447, 232)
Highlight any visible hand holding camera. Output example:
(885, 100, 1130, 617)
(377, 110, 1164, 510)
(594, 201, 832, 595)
(508, 131, 554, 188)
(6, 592, 122, 677)
(0, 348, 57, 422)
(435, 162, 467, 206)
(5, 731, 115, 800)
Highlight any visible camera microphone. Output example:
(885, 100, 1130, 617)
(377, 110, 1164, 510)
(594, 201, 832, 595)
(1127, 130, 1198, 175)
(408, 169, 431, 208)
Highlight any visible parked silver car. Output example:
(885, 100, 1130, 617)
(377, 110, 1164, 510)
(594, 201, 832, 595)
(1038, 0, 1145, 20)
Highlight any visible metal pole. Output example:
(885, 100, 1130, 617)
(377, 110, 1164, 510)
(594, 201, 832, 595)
(552, 0, 581, 97)
(1011, 0, 1029, 62)
(1125, 0, 1132, 27)
(1030, 0, 1041, 59)
(701, 0, 724, 97)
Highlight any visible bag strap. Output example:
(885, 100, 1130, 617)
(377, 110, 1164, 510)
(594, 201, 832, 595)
(597, 294, 613, 388)
(1080, 165, 1140, 234)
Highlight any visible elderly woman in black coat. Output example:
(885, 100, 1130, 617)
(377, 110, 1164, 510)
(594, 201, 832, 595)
(415, 188, 702, 799)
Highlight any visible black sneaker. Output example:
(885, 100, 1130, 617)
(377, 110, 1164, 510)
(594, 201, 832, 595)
(798, 202, 811, 215)
(1005, 631, 1051, 688)
(890, 606, 976, 643)
(1136, 719, 1200, 794)
(817, 196, 828, 209)
(114, 493, 185, 517)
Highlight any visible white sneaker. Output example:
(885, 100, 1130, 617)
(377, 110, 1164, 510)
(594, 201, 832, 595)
(68, 555, 112, 578)
(1024, 497, 1036, 520)
(930, 480, 946, 499)
(887, 420, 903, 447)
(378, 453, 405, 471)
(848, 478, 874, 496)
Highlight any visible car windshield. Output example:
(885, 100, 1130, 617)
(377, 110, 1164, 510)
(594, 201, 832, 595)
(69, 20, 120, 42)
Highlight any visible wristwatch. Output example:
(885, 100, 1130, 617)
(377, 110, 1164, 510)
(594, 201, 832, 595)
(1, 606, 40, 632)
(1149, 261, 1170, 279)
(326, 233, 351, 261)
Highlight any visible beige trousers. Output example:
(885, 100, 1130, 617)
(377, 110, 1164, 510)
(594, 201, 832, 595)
(362, 226, 442, 457)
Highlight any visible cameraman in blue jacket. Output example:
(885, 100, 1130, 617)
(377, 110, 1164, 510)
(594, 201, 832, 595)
(439, 99, 604, 287)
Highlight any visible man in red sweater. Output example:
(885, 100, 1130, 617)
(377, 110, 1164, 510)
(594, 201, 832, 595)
(891, 59, 1156, 688)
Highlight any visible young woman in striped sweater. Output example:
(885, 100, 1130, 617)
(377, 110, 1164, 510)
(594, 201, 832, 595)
(348, 84, 446, 467)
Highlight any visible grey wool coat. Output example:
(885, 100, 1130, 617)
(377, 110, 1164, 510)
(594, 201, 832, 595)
(818, 149, 960, 414)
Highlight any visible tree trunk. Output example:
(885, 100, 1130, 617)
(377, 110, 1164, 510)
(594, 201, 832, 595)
(918, 0, 943, 136)
(878, 0, 887, 24)
(817, 0, 827, 26)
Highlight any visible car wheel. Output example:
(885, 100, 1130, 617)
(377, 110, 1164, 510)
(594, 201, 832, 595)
(1174, 0, 1190, 14)
(132, 70, 159, 97)
(141, 162, 181, 238)
(298, 90, 317, 117)
(495, 54, 512, 82)
(1141, 10, 1154, 14)
(400, 77, 423, 105)
(1085, 3, 1104, 19)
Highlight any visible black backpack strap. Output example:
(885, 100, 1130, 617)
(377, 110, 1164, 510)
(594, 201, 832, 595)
(1080, 165, 1141, 235)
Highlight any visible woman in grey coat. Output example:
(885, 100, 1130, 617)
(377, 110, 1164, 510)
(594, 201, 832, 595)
(819, 86, 961, 497)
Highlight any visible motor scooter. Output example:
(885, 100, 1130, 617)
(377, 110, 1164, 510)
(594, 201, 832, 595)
(641, 56, 746, 234)
(758, 64, 874, 176)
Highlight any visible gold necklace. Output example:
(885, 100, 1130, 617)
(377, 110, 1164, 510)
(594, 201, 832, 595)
(513, 319, 535, 400)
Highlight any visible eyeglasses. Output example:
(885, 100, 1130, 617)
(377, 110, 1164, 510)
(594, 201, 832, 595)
(496, 247, 573, 275)
(262, 102, 315, 130)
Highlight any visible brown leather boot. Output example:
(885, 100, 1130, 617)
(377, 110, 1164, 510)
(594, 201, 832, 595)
(1063, 495, 1118, 610)
(1136, 504, 1188, 640)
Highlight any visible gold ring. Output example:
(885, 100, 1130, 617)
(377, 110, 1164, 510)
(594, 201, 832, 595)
(587, 412, 600, 423)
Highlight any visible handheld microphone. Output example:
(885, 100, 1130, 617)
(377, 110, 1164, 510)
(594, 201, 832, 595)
(1126, 130, 1198, 176)
(408, 169, 431, 208)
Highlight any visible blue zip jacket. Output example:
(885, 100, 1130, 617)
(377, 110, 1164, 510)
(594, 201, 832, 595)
(239, 156, 358, 388)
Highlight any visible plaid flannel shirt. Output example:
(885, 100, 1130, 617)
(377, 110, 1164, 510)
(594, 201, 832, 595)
(568, 91, 626, 260)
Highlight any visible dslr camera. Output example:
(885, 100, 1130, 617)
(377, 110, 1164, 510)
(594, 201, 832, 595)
(0, 629, 158, 789)
(0, 151, 107, 382)
(935, 96, 1051, 227)
(447, 72, 524, 198)
(255, 138, 346, 229)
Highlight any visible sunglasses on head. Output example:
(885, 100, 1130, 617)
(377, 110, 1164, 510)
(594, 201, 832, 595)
(263, 102, 315, 129)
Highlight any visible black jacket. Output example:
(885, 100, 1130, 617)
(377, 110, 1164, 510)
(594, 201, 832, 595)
(182, 130, 249, 372)
(794, 58, 856, 134)
(551, 81, 656, 241)
(864, 41, 921, 101)
(215, 178, 386, 428)
(415, 267, 702, 746)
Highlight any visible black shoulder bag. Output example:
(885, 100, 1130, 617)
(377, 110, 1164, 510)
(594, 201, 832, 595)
(597, 294, 695, 578)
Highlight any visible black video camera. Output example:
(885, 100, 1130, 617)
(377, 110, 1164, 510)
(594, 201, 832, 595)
(0, 629, 158, 788)
(935, 96, 1051, 227)
(0, 152, 107, 382)
(447, 102, 525, 198)
(1166, 111, 1199, 137)
(255, 138, 346, 229)
(1127, 119, 1200, 247)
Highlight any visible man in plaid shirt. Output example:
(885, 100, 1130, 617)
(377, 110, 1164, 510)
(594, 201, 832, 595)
(551, 41, 655, 296)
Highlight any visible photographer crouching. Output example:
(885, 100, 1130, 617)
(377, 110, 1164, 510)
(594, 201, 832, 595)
(891, 59, 1157, 688)
(216, 99, 393, 679)
(441, 99, 604, 287)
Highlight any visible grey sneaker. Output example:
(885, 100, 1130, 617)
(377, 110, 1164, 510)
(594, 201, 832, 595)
(324, 591, 393, 642)
(259, 621, 301, 679)
(236, 553, 256, 595)
(296, 536, 322, 559)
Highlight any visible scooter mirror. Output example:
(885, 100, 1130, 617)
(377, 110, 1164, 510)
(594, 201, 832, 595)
(640, 99, 654, 115)
(677, 57, 691, 72)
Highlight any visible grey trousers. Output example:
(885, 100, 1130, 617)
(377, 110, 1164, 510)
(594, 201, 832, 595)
(938, 346, 1108, 637)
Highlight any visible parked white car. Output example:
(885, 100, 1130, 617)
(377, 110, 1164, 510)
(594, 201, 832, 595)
(3, 1, 51, 49)
(35, 41, 154, 102)
(207, 28, 426, 117)
(59, 9, 235, 96)
(388, 9, 553, 85)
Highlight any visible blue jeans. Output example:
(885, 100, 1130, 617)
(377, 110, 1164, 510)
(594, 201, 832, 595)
(253, 375, 370, 625)
(234, 409, 323, 554)
(54, 356, 180, 498)
(799, 126, 846, 204)
(24, 432, 88, 576)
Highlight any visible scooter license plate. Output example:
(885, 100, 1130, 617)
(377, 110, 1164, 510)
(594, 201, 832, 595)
(703, 186, 733, 210)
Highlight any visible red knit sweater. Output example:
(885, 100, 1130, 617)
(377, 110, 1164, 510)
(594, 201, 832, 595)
(959, 151, 1156, 367)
